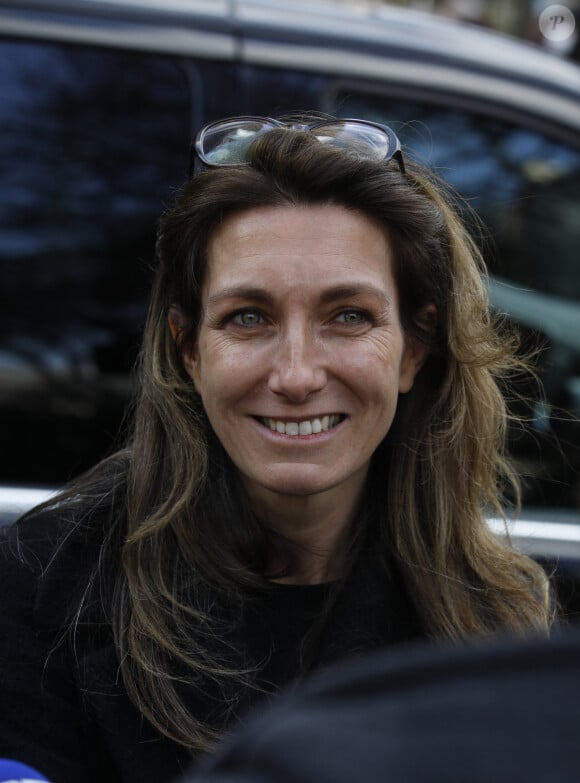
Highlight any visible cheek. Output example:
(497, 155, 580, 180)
(347, 344, 408, 417)
(190, 337, 264, 401)
(344, 332, 405, 380)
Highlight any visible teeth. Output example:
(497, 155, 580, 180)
(263, 415, 342, 436)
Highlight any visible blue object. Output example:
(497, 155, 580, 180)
(0, 760, 50, 783)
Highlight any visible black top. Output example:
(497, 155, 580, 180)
(0, 504, 424, 783)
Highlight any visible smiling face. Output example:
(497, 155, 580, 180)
(180, 204, 427, 511)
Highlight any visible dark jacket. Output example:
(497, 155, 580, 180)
(0, 505, 423, 783)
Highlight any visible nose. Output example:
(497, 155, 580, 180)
(267, 323, 327, 402)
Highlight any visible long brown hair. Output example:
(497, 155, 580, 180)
(32, 126, 552, 753)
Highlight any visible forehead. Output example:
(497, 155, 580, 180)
(203, 204, 397, 297)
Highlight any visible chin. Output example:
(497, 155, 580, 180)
(269, 482, 330, 498)
(262, 478, 331, 498)
(250, 466, 348, 498)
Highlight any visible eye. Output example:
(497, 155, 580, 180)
(335, 309, 370, 325)
(231, 309, 264, 327)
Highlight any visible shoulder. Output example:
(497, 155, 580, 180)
(0, 497, 119, 628)
(0, 504, 122, 783)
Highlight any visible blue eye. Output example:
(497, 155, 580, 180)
(233, 310, 262, 326)
(336, 309, 367, 324)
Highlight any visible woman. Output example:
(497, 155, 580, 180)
(0, 116, 552, 783)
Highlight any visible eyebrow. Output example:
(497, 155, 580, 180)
(207, 283, 391, 308)
(318, 284, 390, 306)
(207, 287, 272, 308)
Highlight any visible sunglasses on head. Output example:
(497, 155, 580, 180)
(190, 116, 405, 176)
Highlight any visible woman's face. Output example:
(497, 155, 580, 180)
(181, 204, 427, 506)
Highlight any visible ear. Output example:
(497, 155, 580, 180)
(168, 305, 200, 388)
(168, 304, 186, 342)
(398, 304, 436, 394)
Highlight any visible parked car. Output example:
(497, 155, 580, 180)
(0, 0, 579, 618)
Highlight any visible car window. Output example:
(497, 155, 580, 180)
(0, 38, 192, 484)
(333, 92, 580, 513)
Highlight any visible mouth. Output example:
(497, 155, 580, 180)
(256, 414, 346, 437)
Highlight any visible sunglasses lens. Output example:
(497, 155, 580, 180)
(311, 121, 393, 161)
(199, 119, 277, 165)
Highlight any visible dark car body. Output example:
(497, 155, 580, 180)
(0, 0, 579, 617)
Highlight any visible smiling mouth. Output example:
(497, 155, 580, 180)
(257, 414, 345, 436)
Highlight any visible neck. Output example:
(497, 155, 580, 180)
(242, 475, 367, 585)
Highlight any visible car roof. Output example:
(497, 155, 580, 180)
(239, 0, 580, 91)
(2, 0, 579, 130)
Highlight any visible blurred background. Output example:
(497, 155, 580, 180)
(0, 0, 578, 558)
(336, 0, 580, 58)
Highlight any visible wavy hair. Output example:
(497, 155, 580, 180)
(37, 126, 553, 753)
